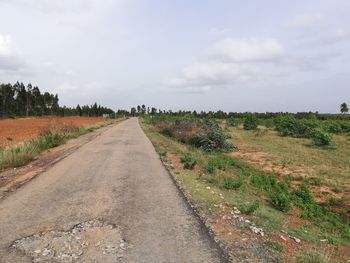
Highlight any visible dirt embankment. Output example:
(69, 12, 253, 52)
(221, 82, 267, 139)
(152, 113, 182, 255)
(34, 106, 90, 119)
(0, 117, 107, 147)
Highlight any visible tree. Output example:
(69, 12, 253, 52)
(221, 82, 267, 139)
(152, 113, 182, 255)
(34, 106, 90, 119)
(137, 105, 141, 114)
(141, 104, 146, 114)
(340, 102, 349, 115)
(76, 104, 82, 116)
(131, 107, 136, 116)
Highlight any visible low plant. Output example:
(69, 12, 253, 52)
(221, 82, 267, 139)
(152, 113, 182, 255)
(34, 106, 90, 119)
(180, 153, 197, 170)
(239, 200, 260, 214)
(222, 177, 244, 189)
(270, 191, 291, 212)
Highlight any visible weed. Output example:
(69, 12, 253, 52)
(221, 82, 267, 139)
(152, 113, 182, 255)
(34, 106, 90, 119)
(239, 200, 260, 214)
(222, 177, 244, 189)
(180, 153, 197, 170)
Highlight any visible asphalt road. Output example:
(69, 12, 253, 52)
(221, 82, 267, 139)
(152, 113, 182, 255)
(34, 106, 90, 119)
(0, 118, 226, 263)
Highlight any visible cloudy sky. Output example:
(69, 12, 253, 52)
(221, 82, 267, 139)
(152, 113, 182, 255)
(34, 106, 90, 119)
(0, 0, 349, 113)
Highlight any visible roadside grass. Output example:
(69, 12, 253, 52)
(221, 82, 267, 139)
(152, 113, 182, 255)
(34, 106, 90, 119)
(141, 119, 350, 262)
(0, 119, 120, 172)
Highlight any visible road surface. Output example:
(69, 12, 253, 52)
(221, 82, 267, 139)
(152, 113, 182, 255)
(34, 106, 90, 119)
(0, 118, 226, 263)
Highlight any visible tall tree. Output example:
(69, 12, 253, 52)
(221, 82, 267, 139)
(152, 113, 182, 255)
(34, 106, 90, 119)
(340, 102, 349, 115)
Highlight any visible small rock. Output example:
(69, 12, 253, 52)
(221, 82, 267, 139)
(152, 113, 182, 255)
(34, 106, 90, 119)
(34, 250, 41, 254)
(320, 239, 328, 242)
(206, 186, 211, 190)
(280, 235, 287, 241)
(291, 236, 301, 243)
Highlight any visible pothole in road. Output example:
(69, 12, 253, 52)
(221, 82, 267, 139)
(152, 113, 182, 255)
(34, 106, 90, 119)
(11, 219, 128, 263)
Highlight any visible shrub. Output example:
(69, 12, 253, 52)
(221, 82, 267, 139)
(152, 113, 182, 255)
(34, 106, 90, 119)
(227, 117, 239, 127)
(243, 113, 258, 130)
(270, 191, 291, 212)
(275, 115, 320, 138)
(193, 120, 235, 152)
(223, 177, 244, 189)
(293, 184, 314, 206)
(180, 153, 197, 170)
(322, 120, 342, 134)
(311, 128, 332, 146)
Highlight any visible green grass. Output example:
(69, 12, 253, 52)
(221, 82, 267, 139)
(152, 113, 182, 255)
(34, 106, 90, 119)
(0, 119, 119, 172)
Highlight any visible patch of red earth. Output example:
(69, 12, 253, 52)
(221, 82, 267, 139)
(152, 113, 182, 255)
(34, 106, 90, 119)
(0, 117, 107, 147)
(270, 232, 303, 262)
(167, 152, 182, 169)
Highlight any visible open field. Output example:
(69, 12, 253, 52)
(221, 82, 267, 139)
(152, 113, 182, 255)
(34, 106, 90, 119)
(228, 126, 350, 203)
(0, 117, 107, 147)
(141, 115, 350, 262)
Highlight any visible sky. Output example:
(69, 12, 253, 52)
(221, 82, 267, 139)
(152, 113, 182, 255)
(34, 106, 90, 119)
(0, 0, 349, 113)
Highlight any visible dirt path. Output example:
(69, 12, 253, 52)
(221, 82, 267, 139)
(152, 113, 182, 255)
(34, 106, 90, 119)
(0, 118, 226, 263)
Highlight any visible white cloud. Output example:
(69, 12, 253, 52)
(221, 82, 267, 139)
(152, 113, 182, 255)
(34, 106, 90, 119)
(289, 14, 323, 29)
(0, 0, 92, 13)
(165, 38, 284, 93)
(205, 38, 285, 63)
(0, 34, 25, 71)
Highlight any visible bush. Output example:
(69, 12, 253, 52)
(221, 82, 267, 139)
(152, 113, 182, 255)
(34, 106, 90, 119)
(322, 120, 342, 134)
(311, 128, 333, 146)
(180, 153, 197, 170)
(227, 117, 239, 127)
(270, 191, 291, 212)
(293, 184, 314, 206)
(243, 113, 258, 130)
(275, 115, 320, 138)
(223, 177, 244, 189)
(194, 120, 235, 152)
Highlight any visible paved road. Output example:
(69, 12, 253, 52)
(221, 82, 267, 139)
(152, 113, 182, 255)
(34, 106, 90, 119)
(0, 118, 226, 263)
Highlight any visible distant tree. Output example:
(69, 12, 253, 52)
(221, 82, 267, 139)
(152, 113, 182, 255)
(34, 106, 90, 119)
(131, 107, 136, 116)
(137, 105, 141, 114)
(141, 104, 146, 114)
(76, 104, 82, 116)
(151, 107, 157, 115)
(147, 107, 150, 114)
(340, 102, 349, 115)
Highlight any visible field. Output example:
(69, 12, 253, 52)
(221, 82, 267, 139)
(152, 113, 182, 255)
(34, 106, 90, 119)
(0, 117, 107, 147)
(141, 115, 350, 262)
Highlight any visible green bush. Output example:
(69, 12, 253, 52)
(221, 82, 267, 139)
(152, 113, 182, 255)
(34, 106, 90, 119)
(194, 120, 235, 152)
(227, 117, 239, 127)
(180, 153, 197, 170)
(293, 184, 314, 206)
(322, 120, 342, 134)
(275, 115, 320, 138)
(243, 113, 258, 130)
(270, 191, 291, 212)
(311, 128, 332, 146)
(223, 177, 244, 189)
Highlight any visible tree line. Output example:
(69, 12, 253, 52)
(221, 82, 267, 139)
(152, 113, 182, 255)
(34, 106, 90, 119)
(0, 82, 114, 118)
(130, 104, 349, 120)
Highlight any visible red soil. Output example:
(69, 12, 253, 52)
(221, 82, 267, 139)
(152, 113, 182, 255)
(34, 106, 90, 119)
(0, 117, 107, 147)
